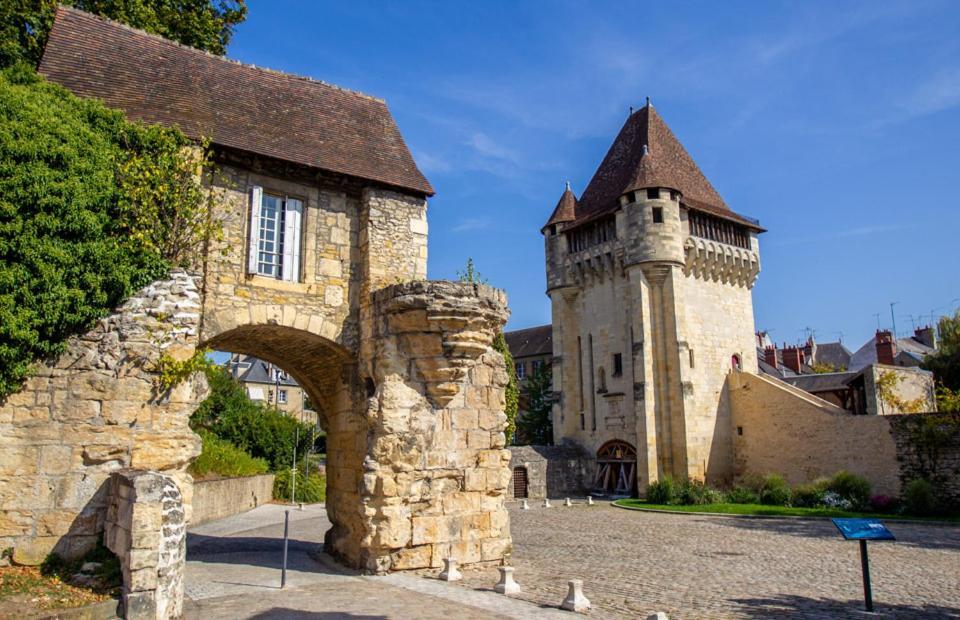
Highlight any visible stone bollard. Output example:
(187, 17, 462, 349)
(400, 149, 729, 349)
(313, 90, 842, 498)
(543, 498, 552, 508)
(561, 579, 591, 612)
(564, 497, 572, 507)
(439, 558, 462, 582)
(522, 499, 530, 510)
(587, 496, 594, 506)
(494, 566, 521, 595)
(646, 613, 669, 620)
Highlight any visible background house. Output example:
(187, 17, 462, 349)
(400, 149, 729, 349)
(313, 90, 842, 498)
(226, 354, 319, 426)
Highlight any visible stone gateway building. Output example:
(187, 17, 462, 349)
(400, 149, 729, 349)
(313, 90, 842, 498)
(1, 8, 513, 618)
(543, 101, 764, 493)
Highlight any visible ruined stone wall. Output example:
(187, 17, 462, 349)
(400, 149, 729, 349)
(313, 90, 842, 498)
(729, 371, 901, 495)
(104, 471, 186, 620)
(0, 271, 205, 564)
(327, 281, 511, 573)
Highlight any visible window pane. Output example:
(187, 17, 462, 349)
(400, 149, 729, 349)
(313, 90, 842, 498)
(257, 193, 285, 278)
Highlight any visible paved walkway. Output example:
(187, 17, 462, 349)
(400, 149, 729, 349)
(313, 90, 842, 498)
(185, 502, 960, 619)
(455, 501, 960, 619)
(184, 504, 568, 619)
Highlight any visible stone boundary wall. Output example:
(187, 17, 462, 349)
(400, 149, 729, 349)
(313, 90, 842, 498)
(730, 372, 960, 502)
(104, 470, 186, 620)
(729, 371, 901, 495)
(191, 474, 275, 526)
(507, 445, 590, 499)
(0, 270, 205, 565)
(888, 413, 960, 506)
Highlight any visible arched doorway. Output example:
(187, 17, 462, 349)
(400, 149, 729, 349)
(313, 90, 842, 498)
(593, 440, 637, 496)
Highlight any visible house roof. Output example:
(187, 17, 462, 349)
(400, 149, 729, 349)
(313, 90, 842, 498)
(806, 341, 853, 370)
(228, 354, 298, 387)
(567, 103, 762, 231)
(39, 6, 434, 197)
(782, 372, 856, 394)
(849, 335, 935, 371)
(505, 325, 553, 359)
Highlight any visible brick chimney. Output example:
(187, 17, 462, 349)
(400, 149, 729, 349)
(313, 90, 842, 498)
(914, 326, 936, 349)
(781, 344, 804, 373)
(875, 330, 897, 365)
(763, 345, 778, 370)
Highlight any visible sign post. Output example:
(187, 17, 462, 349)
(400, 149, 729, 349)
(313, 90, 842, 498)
(831, 518, 895, 613)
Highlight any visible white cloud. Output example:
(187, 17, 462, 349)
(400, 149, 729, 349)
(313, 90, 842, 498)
(451, 218, 491, 233)
(904, 67, 960, 115)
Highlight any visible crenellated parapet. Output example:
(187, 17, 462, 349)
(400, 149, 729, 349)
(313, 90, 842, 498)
(683, 236, 761, 288)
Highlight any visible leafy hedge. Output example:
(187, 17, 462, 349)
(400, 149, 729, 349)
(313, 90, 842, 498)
(188, 429, 269, 480)
(190, 366, 317, 471)
(0, 65, 176, 398)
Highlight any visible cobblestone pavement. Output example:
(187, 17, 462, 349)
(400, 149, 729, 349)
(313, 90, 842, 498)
(451, 502, 960, 619)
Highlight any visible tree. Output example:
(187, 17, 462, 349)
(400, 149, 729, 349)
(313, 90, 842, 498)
(923, 310, 960, 393)
(493, 333, 518, 445)
(1, 0, 247, 68)
(516, 364, 553, 445)
(0, 66, 215, 399)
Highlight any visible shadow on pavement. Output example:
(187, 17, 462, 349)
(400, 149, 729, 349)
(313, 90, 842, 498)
(248, 611, 387, 619)
(729, 593, 960, 619)
(701, 515, 960, 551)
(187, 533, 342, 573)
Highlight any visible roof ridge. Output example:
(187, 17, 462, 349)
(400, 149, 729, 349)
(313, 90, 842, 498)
(57, 5, 386, 104)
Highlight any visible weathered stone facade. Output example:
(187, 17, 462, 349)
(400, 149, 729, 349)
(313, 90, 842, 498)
(546, 192, 760, 491)
(0, 271, 205, 565)
(0, 152, 514, 616)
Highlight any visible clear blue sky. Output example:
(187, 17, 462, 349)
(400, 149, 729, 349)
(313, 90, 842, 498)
(229, 0, 959, 350)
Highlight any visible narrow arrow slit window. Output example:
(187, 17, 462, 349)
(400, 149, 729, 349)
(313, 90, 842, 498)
(247, 186, 302, 282)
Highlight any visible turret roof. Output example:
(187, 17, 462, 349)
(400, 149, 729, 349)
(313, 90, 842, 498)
(564, 102, 762, 230)
(544, 182, 578, 228)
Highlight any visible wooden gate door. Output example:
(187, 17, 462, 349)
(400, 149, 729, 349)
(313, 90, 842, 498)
(513, 467, 528, 498)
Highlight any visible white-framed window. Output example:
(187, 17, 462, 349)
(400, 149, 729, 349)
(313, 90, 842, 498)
(278, 389, 288, 404)
(247, 186, 303, 281)
(516, 361, 526, 379)
(531, 359, 543, 374)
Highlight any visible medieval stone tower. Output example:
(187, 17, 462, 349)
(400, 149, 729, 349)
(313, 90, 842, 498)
(543, 101, 763, 493)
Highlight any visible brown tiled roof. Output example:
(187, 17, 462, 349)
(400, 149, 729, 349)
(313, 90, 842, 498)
(505, 325, 553, 359)
(568, 103, 761, 230)
(39, 6, 434, 196)
(544, 183, 577, 228)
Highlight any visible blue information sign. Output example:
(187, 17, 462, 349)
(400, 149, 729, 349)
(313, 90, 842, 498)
(831, 518, 895, 541)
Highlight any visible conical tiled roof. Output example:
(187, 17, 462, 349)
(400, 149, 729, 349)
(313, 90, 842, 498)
(544, 182, 578, 229)
(574, 103, 742, 224)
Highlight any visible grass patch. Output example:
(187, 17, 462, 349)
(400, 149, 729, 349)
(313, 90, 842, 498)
(614, 499, 960, 522)
(0, 546, 120, 612)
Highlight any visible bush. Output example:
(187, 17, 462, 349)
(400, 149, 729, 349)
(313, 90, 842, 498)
(903, 479, 937, 516)
(791, 480, 827, 508)
(274, 468, 326, 504)
(188, 430, 269, 479)
(724, 486, 759, 504)
(675, 479, 722, 505)
(825, 471, 871, 511)
(191, 366, 317, 470)
(756, 474, 792, 506)
(646, 477, 676, 504)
